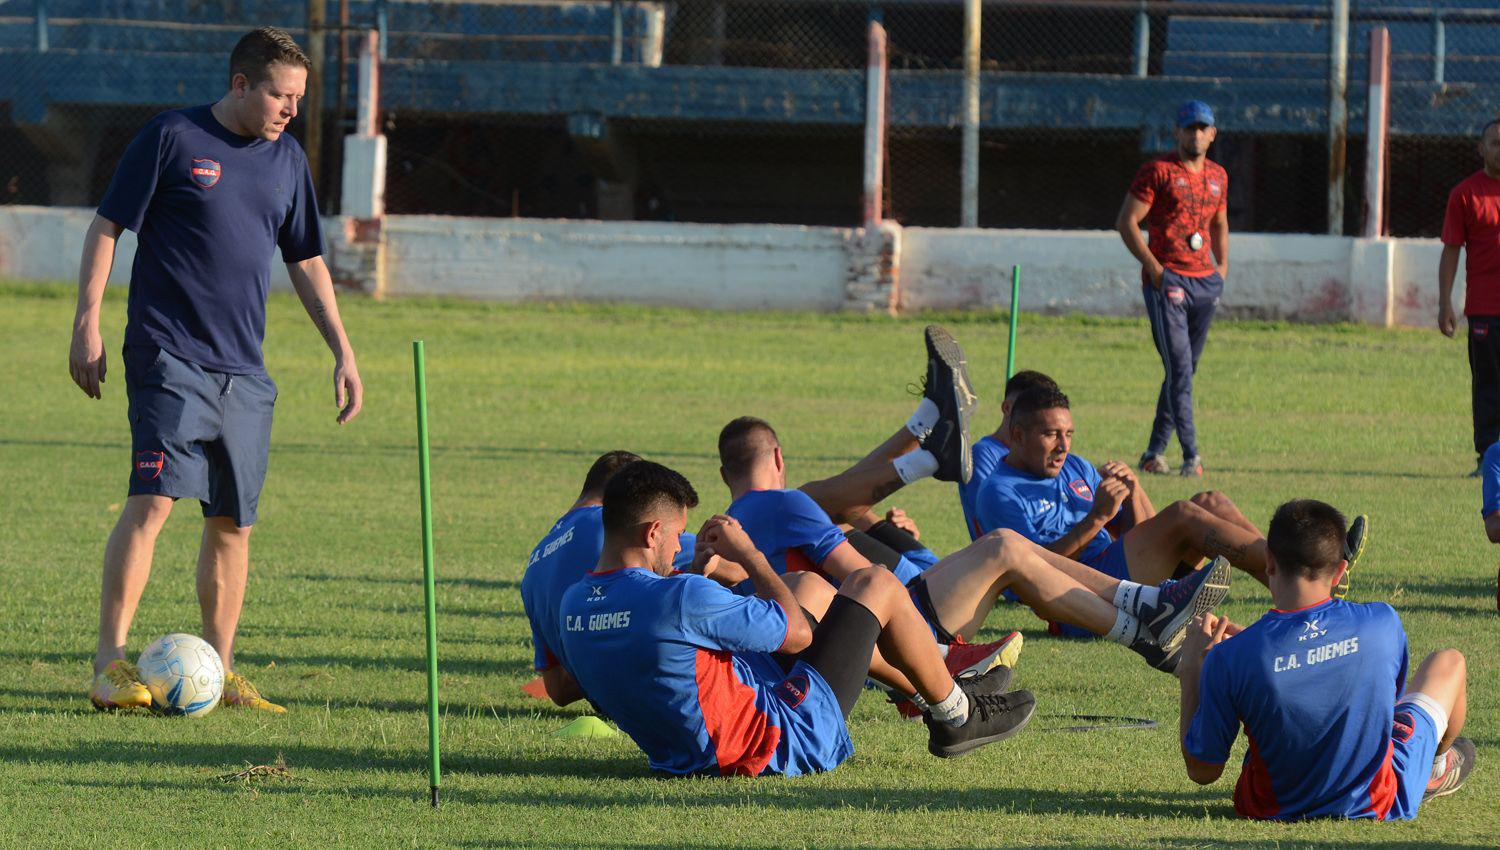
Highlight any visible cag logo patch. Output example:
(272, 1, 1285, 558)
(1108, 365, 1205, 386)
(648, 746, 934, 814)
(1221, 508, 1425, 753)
(1166, 286, 1186, 303)
(135, 451, 165, 481)
(1069, 480, 1094, 500)
(1392, 711, 1416, 744)
(775, 674, 810, 708)
(191, 158, 221, 188)
(1474, 322, 1489, 339)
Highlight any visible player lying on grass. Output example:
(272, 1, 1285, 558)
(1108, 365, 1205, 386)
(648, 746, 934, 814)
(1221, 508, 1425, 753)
(557, 460, 1037, 775)
(519, 450, 697, 706)
(960, 374, 1368, 608)
(718, 415, 1233, 675)
(1178, 499, 1474, 820)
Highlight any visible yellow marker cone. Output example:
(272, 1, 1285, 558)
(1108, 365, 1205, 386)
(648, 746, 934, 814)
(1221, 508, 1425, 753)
(554, 715, 618, 738)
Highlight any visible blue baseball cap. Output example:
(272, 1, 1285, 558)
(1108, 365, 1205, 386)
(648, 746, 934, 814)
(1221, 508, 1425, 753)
(1176, 100, 1215, 128)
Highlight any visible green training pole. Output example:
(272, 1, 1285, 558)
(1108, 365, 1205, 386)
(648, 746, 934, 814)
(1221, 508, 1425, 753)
(413, 340, 441, 808)
(1006, 265, 1021, 379)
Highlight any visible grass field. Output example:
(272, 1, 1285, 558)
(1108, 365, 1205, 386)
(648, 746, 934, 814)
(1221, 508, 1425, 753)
(1, 280, 1496, 849)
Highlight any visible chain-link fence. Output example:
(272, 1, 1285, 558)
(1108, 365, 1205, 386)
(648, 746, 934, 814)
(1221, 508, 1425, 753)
(1, 1, 1497, 235)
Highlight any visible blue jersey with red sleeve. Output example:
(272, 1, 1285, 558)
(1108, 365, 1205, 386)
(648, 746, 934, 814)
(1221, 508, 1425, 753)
(1481, 441, 1500, 516)
(1184, 598, 1410, 821)
(973, 453, 1112, 563)
(558, 567, 853, 776)
(520, 505, 694, 672)
(98, 105, 325, 374)
(727, 489, 850, 578)
(959, 435, 1010, 540)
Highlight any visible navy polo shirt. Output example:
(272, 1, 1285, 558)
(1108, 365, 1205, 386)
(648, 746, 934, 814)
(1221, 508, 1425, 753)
(98, 104, 325, 375)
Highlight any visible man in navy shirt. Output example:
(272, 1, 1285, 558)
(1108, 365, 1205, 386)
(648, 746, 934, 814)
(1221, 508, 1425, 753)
(559, 460, 1037, 775)
(73, 28, 363, 712)
(1179, 500, 1473, 820)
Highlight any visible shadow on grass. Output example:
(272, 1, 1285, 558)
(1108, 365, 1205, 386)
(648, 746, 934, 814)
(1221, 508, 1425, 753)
(285, 573, 522, 593)
(0, 685, 569, 721)
(456, 843, 1491, 850)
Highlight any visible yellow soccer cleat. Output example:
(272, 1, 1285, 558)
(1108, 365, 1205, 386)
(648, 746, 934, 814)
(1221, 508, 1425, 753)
(90, 659, 151, 711)
(223, 670, 287, 714)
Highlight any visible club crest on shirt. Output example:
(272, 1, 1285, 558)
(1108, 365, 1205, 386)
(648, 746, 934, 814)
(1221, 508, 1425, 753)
(775, 674, 810, 708)
(1068, 480, 1093, 500)
(190, 158, 221, 188)
(1174, 177, 1188, 188)
(135, 451, 165, 481)
(1208, 180, 1221, 197)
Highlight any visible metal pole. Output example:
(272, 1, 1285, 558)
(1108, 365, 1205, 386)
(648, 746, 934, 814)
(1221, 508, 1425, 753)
(961, 0, 981, 227)
(1132, 0, 1150, 77)
(1363, 27, 1389, 238)
(35, 0, 48, 52)
(1432, 13, 1445, 85)
(862, 18, 887, 226)
(306, 0, 326, 193)
(413, 340, 441, 808)
(1006, 266, 1020, 379)
(375, 0, 388, 60)
(610, 0, 623, 65)
(1326, 0, 1350, 236)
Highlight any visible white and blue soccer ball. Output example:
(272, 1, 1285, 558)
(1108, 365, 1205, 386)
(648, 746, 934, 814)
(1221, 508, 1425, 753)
(137, 633, 225, 717)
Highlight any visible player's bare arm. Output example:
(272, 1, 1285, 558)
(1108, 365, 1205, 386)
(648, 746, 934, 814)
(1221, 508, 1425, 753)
(1438, 243, 1462, 337)
(69, 214, 125, 399)
(1047, 476, 1125, 559)
(699, 516, 812, 652)
(287, 256, 364, 423)
(1101, 460, 1154, 530)
(1115, 194, 1164, 287)
(1209, 205, 1229, 279)
(1177, 612, 1231, 785)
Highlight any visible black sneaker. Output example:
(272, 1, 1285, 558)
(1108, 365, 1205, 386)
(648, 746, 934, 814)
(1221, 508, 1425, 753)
(1129, 630, 1184, 675)
(1424, 736, 1476, 801)
(1132, 556, 1232, 647)
(923, 325, 977, 441)
(1335, 514, 1367, 600)
(922, 420, 972, 485)
(925, 689, 1036, 758)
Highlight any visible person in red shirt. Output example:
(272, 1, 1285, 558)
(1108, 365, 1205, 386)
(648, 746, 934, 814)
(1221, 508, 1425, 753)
(1116, 100, 1228, 479)
(1439, 118, 1500, 475)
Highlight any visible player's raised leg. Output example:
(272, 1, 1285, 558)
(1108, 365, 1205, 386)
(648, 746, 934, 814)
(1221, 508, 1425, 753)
(1121, 495, 1270, 586)
(1405, 648, 1473, 801)
(90, 494, 174, 709)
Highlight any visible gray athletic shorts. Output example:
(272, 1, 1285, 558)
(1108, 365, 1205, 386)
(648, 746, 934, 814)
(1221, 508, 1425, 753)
(124, 345, 276, 527)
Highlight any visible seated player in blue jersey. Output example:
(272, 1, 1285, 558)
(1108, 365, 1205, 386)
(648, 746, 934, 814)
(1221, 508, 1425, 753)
(1479, 441, 1500, 610)
(718, 417, 1232, 676)
(958, 370, 1062, 540)
(558, 461, 1038, 776)
(519, 450, 698, 707)
(1179, 499, 1474, 820)
(976, 385, 1284, 596)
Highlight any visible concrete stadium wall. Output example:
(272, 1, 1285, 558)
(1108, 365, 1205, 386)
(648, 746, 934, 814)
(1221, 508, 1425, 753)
(0, 206, 1464, 326)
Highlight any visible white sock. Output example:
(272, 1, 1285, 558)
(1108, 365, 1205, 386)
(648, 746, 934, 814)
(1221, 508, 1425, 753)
(1433, 749, 1449, 776)
(1104, 609, 1143, 646)
(906, 398, 941, 439)
(893, 449, 940, 484)
(1112, 581, 1159, 614)
(928, 682, 971, 727)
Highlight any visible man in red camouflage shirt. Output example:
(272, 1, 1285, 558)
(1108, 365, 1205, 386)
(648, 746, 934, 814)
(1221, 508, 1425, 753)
(1116, 100, 1228, 479)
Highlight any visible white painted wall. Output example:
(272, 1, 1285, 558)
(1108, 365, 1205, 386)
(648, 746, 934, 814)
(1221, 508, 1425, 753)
(381, 216, 851, 310)
(0, 206, 1466, 326)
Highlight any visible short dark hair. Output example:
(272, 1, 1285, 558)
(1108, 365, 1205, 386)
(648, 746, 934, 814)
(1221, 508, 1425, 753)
(1481, 118, 1500, 141)
(1267, 499, 1347, 579)
(1009, 386, 1071, 431)
(230, 27, 311, 87)
(1004, 370, 1059, 400)
(718, 416, 780, 479)
(601, 461, 699, 537)
(580, 450, 644, 498)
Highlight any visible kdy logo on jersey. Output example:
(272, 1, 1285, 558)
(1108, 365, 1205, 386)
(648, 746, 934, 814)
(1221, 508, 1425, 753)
(587, 584, 606, 600)
(1069, 480, 1094, 501)
(190, 158, 221, 188)
(1297, 618, 1327, 642)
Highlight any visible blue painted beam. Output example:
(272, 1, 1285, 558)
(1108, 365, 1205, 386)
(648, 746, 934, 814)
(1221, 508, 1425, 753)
(3, 50, 1499, 137)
